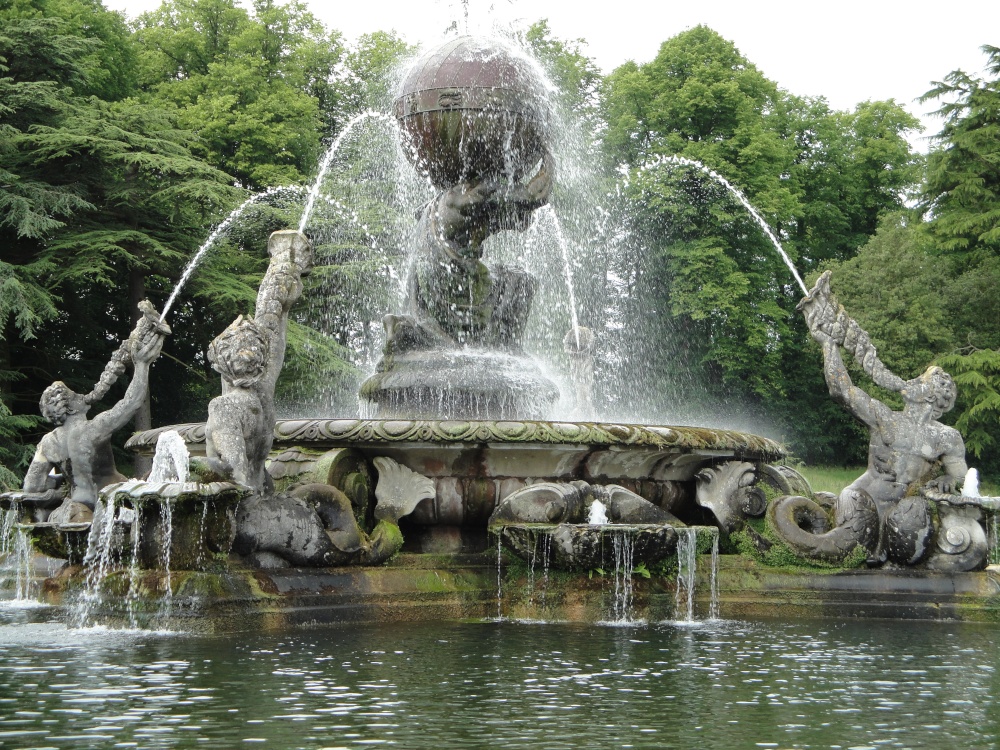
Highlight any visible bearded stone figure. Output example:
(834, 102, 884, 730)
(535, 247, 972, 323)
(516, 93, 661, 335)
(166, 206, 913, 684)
(11, 301, 170, 524)
(768, 271, 978, 569)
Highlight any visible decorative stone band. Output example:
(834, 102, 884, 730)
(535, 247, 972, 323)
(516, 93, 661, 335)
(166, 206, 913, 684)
(394, 86, 532, 118)
(127, 418, 784, 459)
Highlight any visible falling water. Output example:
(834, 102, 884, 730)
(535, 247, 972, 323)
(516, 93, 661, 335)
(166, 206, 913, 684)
(609, 530, 637, 623)
(709, 529, 720, 620)
(654, 155, 809, 296)
(539, 531, 552, 609)
(156, 499, 174, 626)
(1, 504, 37, 603)
(125, 516, 142, 629)
(197, 501, 210, 569)
(495, 532, 504, 620)
(588, 499, 609, 525)
(161, 185, 305, 319)
(674, 527, 698, 622)
(990, 512, 1000, 567)
(540, 207, 582, 346)
(73, 495, 120, 627)
(298, 111, 400, 233)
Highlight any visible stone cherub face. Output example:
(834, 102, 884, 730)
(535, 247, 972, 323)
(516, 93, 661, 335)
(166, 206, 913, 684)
(207, 316, 270, 388)
(902, 366, 957, 420)
(39, 382, 89, 426)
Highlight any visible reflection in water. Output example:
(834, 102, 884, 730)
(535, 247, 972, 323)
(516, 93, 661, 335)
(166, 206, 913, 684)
(0, 604, 997, 748)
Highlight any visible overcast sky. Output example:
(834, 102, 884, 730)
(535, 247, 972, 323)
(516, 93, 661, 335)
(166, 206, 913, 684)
(106, 0, 999, 150)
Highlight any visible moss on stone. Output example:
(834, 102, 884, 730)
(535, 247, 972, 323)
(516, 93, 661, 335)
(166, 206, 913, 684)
(731, 523, 867, 572)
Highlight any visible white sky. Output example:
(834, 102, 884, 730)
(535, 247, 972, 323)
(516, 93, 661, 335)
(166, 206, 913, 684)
(106, 0, 1000, 150)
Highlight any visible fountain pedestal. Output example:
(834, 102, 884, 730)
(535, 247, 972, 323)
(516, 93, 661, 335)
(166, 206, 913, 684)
(359, 349, 559, 420)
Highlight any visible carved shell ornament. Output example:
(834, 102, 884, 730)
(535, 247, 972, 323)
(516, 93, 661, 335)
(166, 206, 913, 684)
(372, 456, 435, 521)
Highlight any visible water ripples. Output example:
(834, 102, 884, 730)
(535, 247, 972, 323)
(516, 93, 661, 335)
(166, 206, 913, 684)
(0, 610, 997, 748)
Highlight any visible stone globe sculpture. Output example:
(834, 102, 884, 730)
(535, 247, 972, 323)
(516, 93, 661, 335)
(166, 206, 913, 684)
(394, 36, 550, 189)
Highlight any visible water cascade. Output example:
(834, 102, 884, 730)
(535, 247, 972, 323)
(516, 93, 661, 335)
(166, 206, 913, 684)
(540, 206, 582, 346)
(709, 529, 720, 620)
(156, 498, 174, 624)
(72, 494, 121, 627)
(495, 532, 504, 620)
(674, 527, 698, 622)
(608, 530, 637, 624)
(0, 502, 37, 603)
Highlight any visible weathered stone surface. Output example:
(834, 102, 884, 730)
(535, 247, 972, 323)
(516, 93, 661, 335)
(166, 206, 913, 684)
(767, 490, 879, 563)
(490, 481, 590, 524)
(360, 349, 560, 420)
(924, 502, 988, 572)
(360, 37, 560, 420)
(395, 36, 550, 190)
(770, 271, 973, 567)
(372, 457, 435, 522)
(695, 461, 763, 533)
(130, 417, 785, 458)
(47, 500, 93, 525)
(98, 479, 249, 570)
(498, 523, 678, 571)
(204, 230, 312, 494)
(234, 484, 410, 568)
(11, 300, 169, 510)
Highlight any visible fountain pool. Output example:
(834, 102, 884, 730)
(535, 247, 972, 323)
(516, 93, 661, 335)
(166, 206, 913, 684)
(0, 605, 997, 748)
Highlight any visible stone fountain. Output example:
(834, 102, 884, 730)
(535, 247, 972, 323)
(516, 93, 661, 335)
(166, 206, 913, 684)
(126, 36, 783, 571)
(3, 35, 997, 628)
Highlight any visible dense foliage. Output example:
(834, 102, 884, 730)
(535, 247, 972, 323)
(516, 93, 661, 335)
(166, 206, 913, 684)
(0, 3, 996, 487)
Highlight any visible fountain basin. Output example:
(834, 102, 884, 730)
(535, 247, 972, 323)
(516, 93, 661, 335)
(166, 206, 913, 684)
(128, 418, 783, 552)
(99, 480, 250, 571)
(496, 522, 679, 570)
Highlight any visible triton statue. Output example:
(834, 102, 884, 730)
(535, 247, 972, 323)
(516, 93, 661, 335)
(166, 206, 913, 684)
(11, 301, 170, 523)
(769, 271, 980, 568)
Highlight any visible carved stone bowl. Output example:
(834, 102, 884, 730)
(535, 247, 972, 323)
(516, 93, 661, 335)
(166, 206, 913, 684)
(497, 522, 679, 571)
(128, 419, 782, 535)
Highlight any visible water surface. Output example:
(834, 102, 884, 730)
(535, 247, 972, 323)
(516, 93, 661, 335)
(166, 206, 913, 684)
(1, 604, 997, 748)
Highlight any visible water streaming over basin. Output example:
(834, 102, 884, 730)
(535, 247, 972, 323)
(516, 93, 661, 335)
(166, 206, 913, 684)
(0, 611, 997, 748)
(298, 111, 400, 233)
(0, 505, 36, 603)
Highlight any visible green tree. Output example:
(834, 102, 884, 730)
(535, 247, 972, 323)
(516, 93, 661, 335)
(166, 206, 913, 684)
(920, 45, 1000, 258)
(597, 26, 921, 460)
(917, 46, 1000, 472)
(134, 0, 344, 189)
(0, 1, 261, 484)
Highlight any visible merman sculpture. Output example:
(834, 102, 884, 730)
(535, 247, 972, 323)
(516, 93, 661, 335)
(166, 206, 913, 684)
(6, 302, 170, 524)
(768, 271, 984, 570)
(202, 230, 428, 568)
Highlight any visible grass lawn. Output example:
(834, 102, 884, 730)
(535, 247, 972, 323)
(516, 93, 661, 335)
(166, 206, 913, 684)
(795, 465, 998, 496)
(794, 465, 863, 495)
